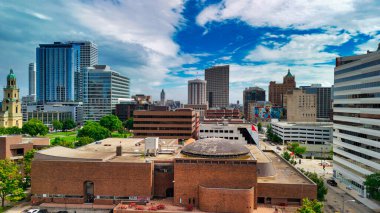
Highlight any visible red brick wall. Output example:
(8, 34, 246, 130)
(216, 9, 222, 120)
(173, 159, 257, 209)
(31, 161, 153, 202)
(199, 185, 254, 213)
(153, 171, 173, 198)
(0, 135, 22, 159)
(257, 183, 317, 204)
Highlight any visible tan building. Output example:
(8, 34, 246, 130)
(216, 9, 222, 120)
(0, 69, 23, 128)
(269, 69, 296, 106)
(284, 89, 317, 122)
(183, 104, 208, 119)
(133, 109, 200, 140)
(0, 135, 50, 160)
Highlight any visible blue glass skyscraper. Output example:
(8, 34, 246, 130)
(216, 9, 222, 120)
(36, 41, 98, 103)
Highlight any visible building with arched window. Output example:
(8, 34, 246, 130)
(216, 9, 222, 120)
(0, 69, 23, 128)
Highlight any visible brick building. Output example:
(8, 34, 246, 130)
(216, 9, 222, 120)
(133, 109, 200, 140)
(0, 135, 49, 159)
(269, 69, 296, 107)
(31, 137, 317, 212)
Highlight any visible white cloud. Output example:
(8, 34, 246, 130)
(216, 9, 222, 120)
(355, 35, 380, 54)
(245, 32, 351, 65)
(197, 0, 380, 34)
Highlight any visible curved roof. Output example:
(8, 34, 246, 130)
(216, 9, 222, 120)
(181, 138, 250, 158)
(7, 69, 16, 80)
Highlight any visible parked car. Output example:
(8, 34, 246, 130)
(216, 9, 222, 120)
(327, 179, 338, 187)
(276, 146, 282, 151)
(27, 209, 48, 213)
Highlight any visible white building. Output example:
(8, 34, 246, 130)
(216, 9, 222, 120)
(271, 121, 333, 157)
(199, 123, 258, 145)
(28, 63, 36, 96)
(333, 46, 380, 202)
(188, 79, 207, 105)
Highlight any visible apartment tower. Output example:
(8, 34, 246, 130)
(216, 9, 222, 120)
(205, 65, 229, 108)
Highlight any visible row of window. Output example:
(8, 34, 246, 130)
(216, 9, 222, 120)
(334, 112, 380, 119)
(200, 136, 239, 140)
(334, 103, 380, 108)
(334, 93, 380, 99)
(200, 129, 234, 133)
(335, 58, 380, 76)
(334, 81, 380, 92)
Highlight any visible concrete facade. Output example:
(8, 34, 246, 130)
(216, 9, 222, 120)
(0, 135, 49, 159)
(205, 65, 229, 108)
(188, 79, 207, 105)
(284, 89, 317, 122)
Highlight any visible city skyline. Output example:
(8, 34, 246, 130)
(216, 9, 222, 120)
(1, 0, 380, 102)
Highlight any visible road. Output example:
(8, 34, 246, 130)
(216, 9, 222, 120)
(323, 181, 374, 213)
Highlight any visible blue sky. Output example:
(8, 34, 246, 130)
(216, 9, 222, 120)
(1, 0, 380, 103)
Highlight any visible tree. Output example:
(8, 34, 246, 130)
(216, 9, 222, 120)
(51, 137, 75, 148)
(62, 119, 76, 131)
(100, 115, 122, 132)
(77, 121, 110, 141)
(123, 118, 134, 130)
(257, 122, 262, 132)
(364, 172, 380, 201)
(76, 137, 95, 147)
(0, 127, 6, 135)
(282, 151, 291, 161)
(0, 160, 25, 207)
(22, 119, 48, 137)
(303, 171, 328, 201)
(6, 126, 22, 135)
(52, 120, 63, 131)
(23, 149, 37, 188)
(297, 198, 323, 213)
(288, 142, 307, 157)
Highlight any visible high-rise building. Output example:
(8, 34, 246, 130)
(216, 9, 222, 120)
(269, 69, 296, 106)
(29, 63, 36, 96)
(243, 87, 265, 121)
(284, 89, 316, 122)
(82, 65, 130, 121)
(0, 69, 23, 128)
(160, 89, 165, 106)
(188, 79, 207, 105)
(301, 84, 332, 121)
(205, 65, 229, 108)
(36, 41, 98, 103)
(333, 47, 380, 202)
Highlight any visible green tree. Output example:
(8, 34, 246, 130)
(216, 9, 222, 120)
(76, 137, 95, 147)
(77, 121, 110, 141)
(257, 122, 262, 132)
(364, 172, 380, 201)
(51, 137, 75, 148)
(282, 151, 291, 161)
(303, 171, 328, 201)
(22, 119, 48, 137)
(0, 160, 25, 207)
(0, 127, 6, 135)
(123, 118, 134, 130)
(297, 198, 323, 213)
(6, 126, 22, 135)
(62, 119, 76, 131)
(23, 149, 37, 188)
(52, 120, 63, 131)
(288, 142, 307, 157)
(100, 115, 122, 131)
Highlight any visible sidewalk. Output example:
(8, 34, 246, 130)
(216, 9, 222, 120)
(336, 183, 380, 212)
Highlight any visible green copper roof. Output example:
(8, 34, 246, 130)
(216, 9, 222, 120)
(285, 69, 293, 77)
(7, 69, 16, 80)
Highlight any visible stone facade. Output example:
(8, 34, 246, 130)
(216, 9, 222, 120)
(284, 89, 317, 122)
(269, 69, 296, 107)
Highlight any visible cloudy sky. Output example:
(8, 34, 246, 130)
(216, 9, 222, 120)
(1, 0, 380, 103)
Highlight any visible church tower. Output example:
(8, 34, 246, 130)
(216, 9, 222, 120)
(0, 69, 23, 128)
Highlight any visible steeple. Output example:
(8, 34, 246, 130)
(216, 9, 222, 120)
(285, 69, 293, 78)
(7, 69, 17, 88)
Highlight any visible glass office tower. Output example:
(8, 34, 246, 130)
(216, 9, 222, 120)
(82, 65, 130, 121)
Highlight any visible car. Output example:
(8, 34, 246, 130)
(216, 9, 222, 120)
(276, 146, 282, 151)
(27, 209, 48, 213)
(327, 179, 337, 187)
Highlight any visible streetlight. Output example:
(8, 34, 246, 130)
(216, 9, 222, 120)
(342, 199, 355, 213)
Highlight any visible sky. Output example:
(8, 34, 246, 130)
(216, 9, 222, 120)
(1, 0, 380, 103)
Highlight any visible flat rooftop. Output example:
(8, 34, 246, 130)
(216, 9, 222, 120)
(258, 151, 314, 185)
(272, 122, 333, 128)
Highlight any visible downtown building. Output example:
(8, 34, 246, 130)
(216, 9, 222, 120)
(82, 65, 130, 121)
(184, 79, 208, 118)
(269, 69, 296, 107)
(205, 65, 229, 108)
(36, 41, 98, 103)
(243, 87, 265, 121)
(333, 47, 380, 203)
(301, 84, 332, 121)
